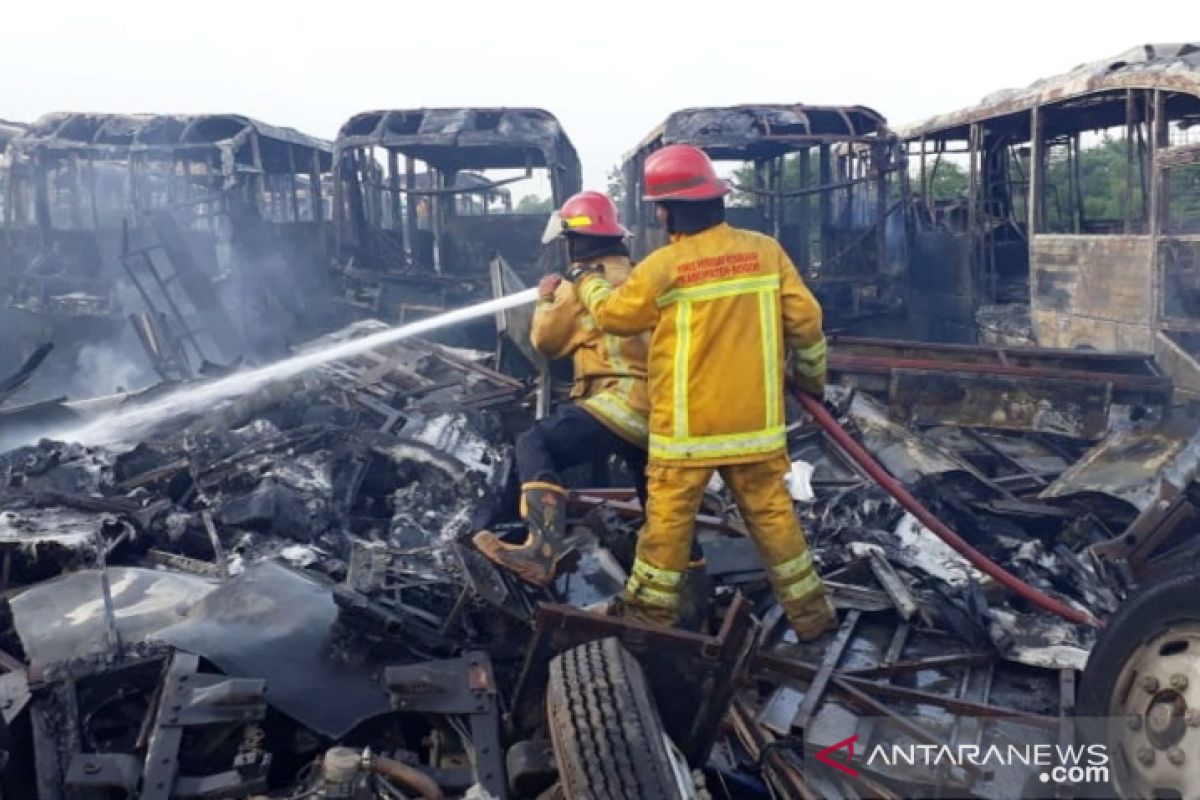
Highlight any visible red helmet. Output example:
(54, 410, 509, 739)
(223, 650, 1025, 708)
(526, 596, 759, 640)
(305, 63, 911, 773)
(542, 191, 628, 243)
(642, 144, 730, 202)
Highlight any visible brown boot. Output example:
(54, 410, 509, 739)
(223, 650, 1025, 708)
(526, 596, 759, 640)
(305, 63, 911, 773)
(622, 599, 678, 628)
(785, 592, 838, 643)
(473, 482, 574, 587)
(676, 558, 712, 633)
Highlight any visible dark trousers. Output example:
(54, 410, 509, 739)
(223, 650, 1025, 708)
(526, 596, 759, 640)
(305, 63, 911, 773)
(516, 404, 648, 508)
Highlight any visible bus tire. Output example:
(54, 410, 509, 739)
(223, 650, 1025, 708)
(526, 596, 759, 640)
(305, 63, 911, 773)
(546, 637, 684, 800)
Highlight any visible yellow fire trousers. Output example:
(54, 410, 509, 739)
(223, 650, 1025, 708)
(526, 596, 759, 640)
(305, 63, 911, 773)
(625, 453, 827, 628)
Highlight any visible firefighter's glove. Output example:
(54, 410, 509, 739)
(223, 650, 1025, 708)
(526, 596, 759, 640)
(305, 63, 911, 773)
(787, 349, 826, 400)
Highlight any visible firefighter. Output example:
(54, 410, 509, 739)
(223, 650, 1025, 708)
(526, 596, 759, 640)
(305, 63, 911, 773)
(568, 145, 837, 641)
(473, 191, 650, 587)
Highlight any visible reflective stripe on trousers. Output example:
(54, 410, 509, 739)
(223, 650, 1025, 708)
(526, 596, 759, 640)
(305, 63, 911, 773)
(625, 452, 825, 624)
(625, 557, 683, 610)
(770, 550, 823, 602)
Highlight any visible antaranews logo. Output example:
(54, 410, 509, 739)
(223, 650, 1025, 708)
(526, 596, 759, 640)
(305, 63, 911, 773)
(806, 730, 1114, 792)
(865, 743, 1111, 786)
(804, 718, 1126, 796)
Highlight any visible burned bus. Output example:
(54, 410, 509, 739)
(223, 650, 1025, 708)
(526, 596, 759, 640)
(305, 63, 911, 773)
(0, 119, 27, 322)
(621, 104, 907, 334)
(0, 119, 27, 239)
(902, 43, 1200, 395)
(0, 113, 339, 400)
(333, 107, 582, 338)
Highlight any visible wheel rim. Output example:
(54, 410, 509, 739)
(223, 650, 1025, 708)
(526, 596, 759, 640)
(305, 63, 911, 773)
(1108, 622, 1200, 799)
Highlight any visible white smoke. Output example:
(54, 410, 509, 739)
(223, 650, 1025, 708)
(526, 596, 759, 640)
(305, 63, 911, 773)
(38, 288, 539, 447)
(72, 342, 156, 398)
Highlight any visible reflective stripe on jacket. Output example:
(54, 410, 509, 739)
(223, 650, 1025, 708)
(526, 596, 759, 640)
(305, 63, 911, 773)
(531, 254, 650, 446)
(577, 224, 826, 466)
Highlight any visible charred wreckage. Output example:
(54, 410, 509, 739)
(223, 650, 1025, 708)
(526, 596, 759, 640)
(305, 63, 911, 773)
(0, 44, 1199, 800)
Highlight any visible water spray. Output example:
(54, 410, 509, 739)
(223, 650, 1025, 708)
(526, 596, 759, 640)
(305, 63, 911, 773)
(41, 289, 540, 447)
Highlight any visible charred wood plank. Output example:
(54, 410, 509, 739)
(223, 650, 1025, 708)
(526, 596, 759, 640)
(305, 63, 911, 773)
(839, 652, 992, 678)
(115, 459, 190, 492)
(0, 343, 54, 404)
(866, 549, 922, 622)
(729, 699, 821, 800)
(824, 581, 893, 612)
(755, 653, 1057, 729)
(828, 675, 977, 782)
(200, 511, 228, 580)
(793, 610, 860, 731)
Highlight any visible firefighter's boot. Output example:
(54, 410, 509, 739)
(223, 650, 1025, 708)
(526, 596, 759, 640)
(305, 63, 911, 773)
(676, 542, 712, 632)
(473, 482, 574, 587)
(783, 591, 839, 643)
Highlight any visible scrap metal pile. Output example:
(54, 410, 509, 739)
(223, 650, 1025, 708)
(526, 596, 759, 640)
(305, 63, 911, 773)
(0, 325, 1196, 799)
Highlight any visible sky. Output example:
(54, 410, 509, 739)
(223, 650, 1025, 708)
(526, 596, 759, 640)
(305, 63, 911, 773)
(3, 0, 1191, 193)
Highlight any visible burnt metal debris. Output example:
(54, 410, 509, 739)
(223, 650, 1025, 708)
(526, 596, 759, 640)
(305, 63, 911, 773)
(1, 40, 1200, 800)
(0, 316, 1193, 799)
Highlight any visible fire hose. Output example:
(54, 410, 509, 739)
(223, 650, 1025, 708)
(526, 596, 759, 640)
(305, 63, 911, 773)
(794, 391, 1102, 629)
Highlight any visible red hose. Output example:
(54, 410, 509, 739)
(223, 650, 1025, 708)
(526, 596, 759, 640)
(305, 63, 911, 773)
(796, 392, 1102, 629)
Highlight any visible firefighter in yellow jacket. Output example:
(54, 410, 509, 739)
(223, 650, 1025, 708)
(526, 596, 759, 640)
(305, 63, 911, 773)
(474, 191, 650, 587)
(569, 145, 837, 641)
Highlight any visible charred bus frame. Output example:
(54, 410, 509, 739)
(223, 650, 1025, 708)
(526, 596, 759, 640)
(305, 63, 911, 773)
(1, 113, 337, 382)
(621, 104, 906, 333)
(0, 119, 28, 312)
(333, 108, 582, 329)
(0, 119, 27, 243)
(901, 43, 1200, 395)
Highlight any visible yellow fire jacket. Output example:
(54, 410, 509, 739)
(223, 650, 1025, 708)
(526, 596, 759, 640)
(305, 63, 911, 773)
(531, 254, 650, 446)
(577, 224, 827, 466)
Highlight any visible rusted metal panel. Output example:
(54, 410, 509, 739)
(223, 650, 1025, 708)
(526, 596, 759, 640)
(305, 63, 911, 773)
(1040, 417, 1200, 511)
(1031, 307, 1156, 352)
(1091, 482, 1200, 571)
(831, 335, 1161, 372)
(1159, 237, 1200, 324)
(842, 392, 989, 485)
(827, 336, 1172, 411)
(1030, 235, 1156, 350)
(1031, 235, 1154, 322)
(888, 368, 1112, 438)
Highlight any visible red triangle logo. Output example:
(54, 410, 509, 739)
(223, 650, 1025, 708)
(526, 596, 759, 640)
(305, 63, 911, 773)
(814, 734, 859, 777)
